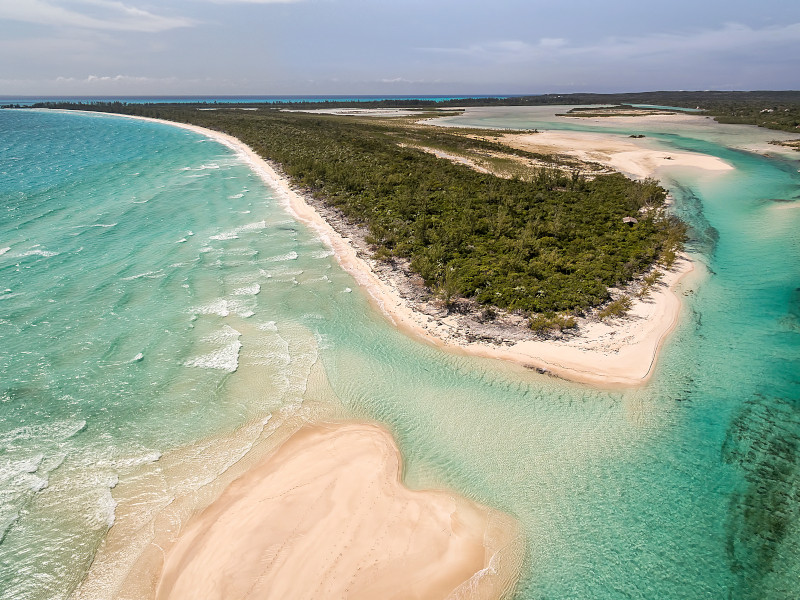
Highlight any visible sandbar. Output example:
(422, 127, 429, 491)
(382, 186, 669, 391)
(497, 129, 733, 180)
(155, 422, 521, 599)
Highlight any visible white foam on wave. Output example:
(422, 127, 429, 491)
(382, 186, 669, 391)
(311, 249, 335, 259)
(224, 247, 258, 257)
(210, 231, 239, 241)
(0, 247, 11, 257)
(92, 476, 119, 529)
(184, 340, 242, 372)
(257, 321, 278, 332)
(238, 220, 266, 232)
(0, 454, 43, 483)
(267, 251, 298, 262)
(122, 270, 164, 281)
(202, 324, 241, 344)
(92, 223, 117, 228)
(233, 284, 260, 296)
(95, 451, 161, 470)
(19, 249, 59, 258)
(228, 193, 245, 199)
(209, 220, 266, 242)
(0, 420, 87, 447)
(192, 298, 231, 317)
(176, 238, 187, 243)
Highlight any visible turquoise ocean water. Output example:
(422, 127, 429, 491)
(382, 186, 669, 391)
(1, 107, 799, 599)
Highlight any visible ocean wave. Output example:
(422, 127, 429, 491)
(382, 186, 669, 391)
(238, 220, 266, 233)
(202, 324, 242, 344)
(122, 270, 165, 281)
(209, 220, 267, 243)
(95, 450, 161, 470)
(311, 249, 335, 259)
(92, 223, 117, 228)
(0, 420, 87, 447)
(0, 247, 11, 257)
(18, 248, 59, 258)
(224, 247, 258, 257)
(228, 193, 245, 199)
(267, 251, 298, 262)
(0, 454, 43, 484)
(89, 477, 119, 529)
(184, 340, 242, 372)
(210, 231, 239, 241)
(182, 163, 221, 172)
(192, 298, 231, 317)
(233, 284, 261, 296)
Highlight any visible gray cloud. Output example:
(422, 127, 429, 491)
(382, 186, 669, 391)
(0, 0, 194, 32)
(424, 21, 800, 63)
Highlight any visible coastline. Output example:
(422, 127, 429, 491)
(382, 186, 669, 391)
(91, 110, 708, 387)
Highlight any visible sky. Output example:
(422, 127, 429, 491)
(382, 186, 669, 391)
(1, 0, 799, 96)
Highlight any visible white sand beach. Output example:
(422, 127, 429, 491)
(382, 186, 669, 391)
(96, 111, 719, 387)
(154, 422, 521, 600)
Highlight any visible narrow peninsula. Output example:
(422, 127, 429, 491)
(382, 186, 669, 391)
(32, 101, 728, 385)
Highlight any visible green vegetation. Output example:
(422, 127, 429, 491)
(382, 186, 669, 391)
(598, 296, 633, 321)
(557, 105, 677, 118)
(27, 90, 800, 132)
(29, 102, 687, 320)
(529, 313, 578, 334)
(638, 270, 663, 299)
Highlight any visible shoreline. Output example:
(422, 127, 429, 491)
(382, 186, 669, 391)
(82, 109, 706, 387)
(154, 421, 523, 600)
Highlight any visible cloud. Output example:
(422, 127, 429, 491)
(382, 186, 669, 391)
(0, 0, 194, 32)
(205, 0, 304, 3)
(422, 21, 800, 64)
(56, 74, 152, 83)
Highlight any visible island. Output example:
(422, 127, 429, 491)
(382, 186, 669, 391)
(31, 101, 733, 385)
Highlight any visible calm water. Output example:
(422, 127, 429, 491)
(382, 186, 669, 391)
(1, 107, 799, 599)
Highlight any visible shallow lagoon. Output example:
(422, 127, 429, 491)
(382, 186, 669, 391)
(1, 107, 799, 599)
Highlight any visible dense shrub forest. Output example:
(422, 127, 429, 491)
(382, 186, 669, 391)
(23, 102, 688, 320)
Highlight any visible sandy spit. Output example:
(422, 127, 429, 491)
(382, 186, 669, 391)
(154, 422, 522, 600)
(91, 111, 703, 386)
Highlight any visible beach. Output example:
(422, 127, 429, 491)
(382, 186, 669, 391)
(154, 422, 521, 600)
(8, 106, 799, 600)
(76, 109, 719, 596)
(496, 128, 733, 180)
(103, 111, 721, 387)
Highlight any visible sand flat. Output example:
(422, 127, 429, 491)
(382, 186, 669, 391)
(499, 130, 733, 179)
(155, 422, 521, 599)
